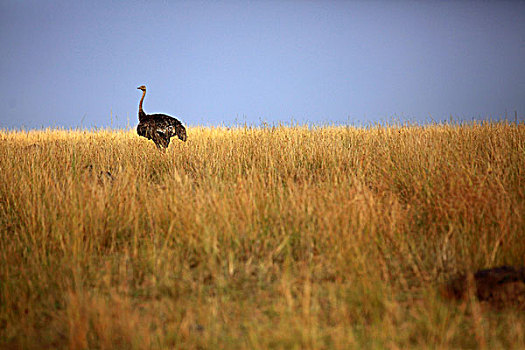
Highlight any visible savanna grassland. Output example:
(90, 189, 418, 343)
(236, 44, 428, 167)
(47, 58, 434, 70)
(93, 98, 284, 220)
(1, 123, 524, 349)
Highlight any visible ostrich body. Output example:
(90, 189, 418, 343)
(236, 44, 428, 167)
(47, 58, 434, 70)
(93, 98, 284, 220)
(442, 265, 525, 309)
(136, 85, 187, 149)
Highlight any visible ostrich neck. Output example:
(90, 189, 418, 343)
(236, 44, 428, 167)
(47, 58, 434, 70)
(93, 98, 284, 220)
(138, 90, 147, 122)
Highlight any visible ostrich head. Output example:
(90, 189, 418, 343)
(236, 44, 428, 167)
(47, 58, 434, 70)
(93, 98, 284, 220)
(137, 85, 146, 91)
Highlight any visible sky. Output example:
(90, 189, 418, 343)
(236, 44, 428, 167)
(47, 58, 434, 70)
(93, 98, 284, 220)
(1, 0, 524, 129)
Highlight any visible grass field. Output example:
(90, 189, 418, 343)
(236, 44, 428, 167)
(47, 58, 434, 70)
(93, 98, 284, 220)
(1, 122, 524, 349)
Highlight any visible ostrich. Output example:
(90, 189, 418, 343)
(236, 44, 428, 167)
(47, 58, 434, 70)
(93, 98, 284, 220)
(136, 85, 187, 149)
(442, 265, 525, 310)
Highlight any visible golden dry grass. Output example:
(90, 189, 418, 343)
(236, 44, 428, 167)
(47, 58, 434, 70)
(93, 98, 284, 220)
(1, 123, 524, 349)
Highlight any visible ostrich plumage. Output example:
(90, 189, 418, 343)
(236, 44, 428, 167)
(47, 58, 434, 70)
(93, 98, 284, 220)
(136, 85, 187, 149)
(442, 265, 525, 309)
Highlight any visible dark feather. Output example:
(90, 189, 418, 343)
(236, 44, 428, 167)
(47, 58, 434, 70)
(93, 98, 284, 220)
(442, 265, 525, 309)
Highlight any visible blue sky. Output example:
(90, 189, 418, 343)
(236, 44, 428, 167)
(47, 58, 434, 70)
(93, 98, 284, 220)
(1, 1, 524, 129)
